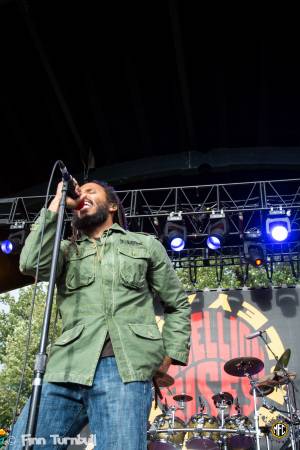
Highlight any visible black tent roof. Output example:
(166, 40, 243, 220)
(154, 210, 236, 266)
(1, 1, 300, 199)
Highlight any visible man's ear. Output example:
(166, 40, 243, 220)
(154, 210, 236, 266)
(109, 203, 118, 212)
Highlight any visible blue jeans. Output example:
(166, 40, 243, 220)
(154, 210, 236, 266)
(9, 357, 152, 450)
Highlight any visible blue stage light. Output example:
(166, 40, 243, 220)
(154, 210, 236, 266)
(270, 224, 289, 242)
(206, 216, 227, 251)
(1, 240, 14, 254)
(164, 214, 187, 252)
(170, 236, 185, 251)
(0, 230, 27, 255)
(266, 215, 290, 242)
(207, 235, 221, 250)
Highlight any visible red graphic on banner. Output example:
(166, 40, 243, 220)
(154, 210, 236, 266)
(166, 310, 265, 422)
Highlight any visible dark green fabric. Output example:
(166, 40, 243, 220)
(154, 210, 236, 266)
(20, 209, 191, 385)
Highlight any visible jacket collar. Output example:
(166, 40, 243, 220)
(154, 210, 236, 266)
(76, 222, 127, 242)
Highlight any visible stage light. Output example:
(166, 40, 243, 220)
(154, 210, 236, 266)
(243, 230, 266, 267)
(266, 212, 291, 242)
(270, 224, 288, 242)
(206, 213, 227, 251)
(0, 230, 27, 255)
(164, 212, 187, 252)
(207, 235, 221, 250)
(244, 241, 266, 267)
(1, 240, 13, 254)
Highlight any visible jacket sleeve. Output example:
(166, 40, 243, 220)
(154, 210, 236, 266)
(147, 237, 191, 365)
(19, 208, 66, 281)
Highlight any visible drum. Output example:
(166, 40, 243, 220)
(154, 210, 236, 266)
(148, 413, 186, 450)
(225, 415, 254, 449)
(186, 413, 220, 450)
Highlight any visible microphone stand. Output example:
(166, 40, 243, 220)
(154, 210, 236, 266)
(24, 178, 69, 450)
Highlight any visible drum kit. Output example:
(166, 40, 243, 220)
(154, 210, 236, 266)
(148, 350, 300, 450)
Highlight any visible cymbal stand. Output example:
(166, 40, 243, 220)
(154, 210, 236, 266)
(169, 405, 177, 429)
(216, 400, 229, 450)
(266, 430, 271, 450)
(259, 334, 299, 450)
(247, 374, 261, 450)
(284, 384, 298, 450)
(217, 400, 228, 429)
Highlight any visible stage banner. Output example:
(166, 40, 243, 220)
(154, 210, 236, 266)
(151, 287, 300, 430)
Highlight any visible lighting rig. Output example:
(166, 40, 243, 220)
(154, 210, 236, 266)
(1, 178, 300, 284)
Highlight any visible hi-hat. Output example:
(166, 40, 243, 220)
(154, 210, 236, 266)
(274, 349, 291, 372)
(154, 371, 174, 387)
(249, 384, 274, 397)
(257, 371, 296, 388)
(173, 393, 193, 402)
(224, 357, 264, 377)
(212, 391, 234, 405)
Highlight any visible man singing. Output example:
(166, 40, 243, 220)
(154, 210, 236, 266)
(10, 180, 191, 450)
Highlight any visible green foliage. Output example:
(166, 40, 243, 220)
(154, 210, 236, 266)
(0, 284, 61, 427)
(175, 262, 298, 291)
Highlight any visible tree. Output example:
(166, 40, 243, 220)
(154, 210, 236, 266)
(175, 261, 298, 291)
(0, 284, 61, 427)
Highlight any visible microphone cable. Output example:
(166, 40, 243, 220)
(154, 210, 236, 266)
(9, 160, 66, 435)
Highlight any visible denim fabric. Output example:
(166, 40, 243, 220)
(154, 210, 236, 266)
(9, 357, 152, 450)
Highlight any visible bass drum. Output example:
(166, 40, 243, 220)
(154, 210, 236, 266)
(148, 414, 186, 450)
(225, 415, 254, 449)
(186, 413, 220, 450)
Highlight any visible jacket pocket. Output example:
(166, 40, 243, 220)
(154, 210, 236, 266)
(118, 245, 149, 289)
(66, 248, 96, 290)
(128, 323, 162, 340)
(125, 323, 165, 374)
(54, 324, 85, 346)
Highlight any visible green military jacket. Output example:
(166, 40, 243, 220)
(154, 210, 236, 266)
(20, 209, 191, 386)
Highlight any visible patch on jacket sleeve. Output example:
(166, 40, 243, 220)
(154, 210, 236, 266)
(119, 239, 144, 245)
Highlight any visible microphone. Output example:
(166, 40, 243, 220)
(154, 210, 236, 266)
(198, 395, 205, 410)
(246, 330, 265, 340)
(58, 161, 79, 200)
(164, 398, 169, 411)
(234, 397, 241, 413)
(262, 401, 276, 413)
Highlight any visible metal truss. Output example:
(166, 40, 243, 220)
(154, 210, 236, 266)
(1, 178, 300, 273)
(168, 241, 300, 283)
(169, 241, 300, 266)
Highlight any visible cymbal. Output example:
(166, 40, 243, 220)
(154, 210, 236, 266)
(173, 393, 193, 402)
(274, 349, 291, 372)
(249, 384, 274, 397)
(257, 371, 296, 387)
(154, 371, 174, 387)
(224, 357, 264, 377)
(212, 391, 234, 405)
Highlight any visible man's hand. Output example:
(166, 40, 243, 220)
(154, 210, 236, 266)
(156, 356, 172, 375)
(48, 180, 81, 213)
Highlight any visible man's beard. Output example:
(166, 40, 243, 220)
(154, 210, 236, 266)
(72, 203, 110, 231)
